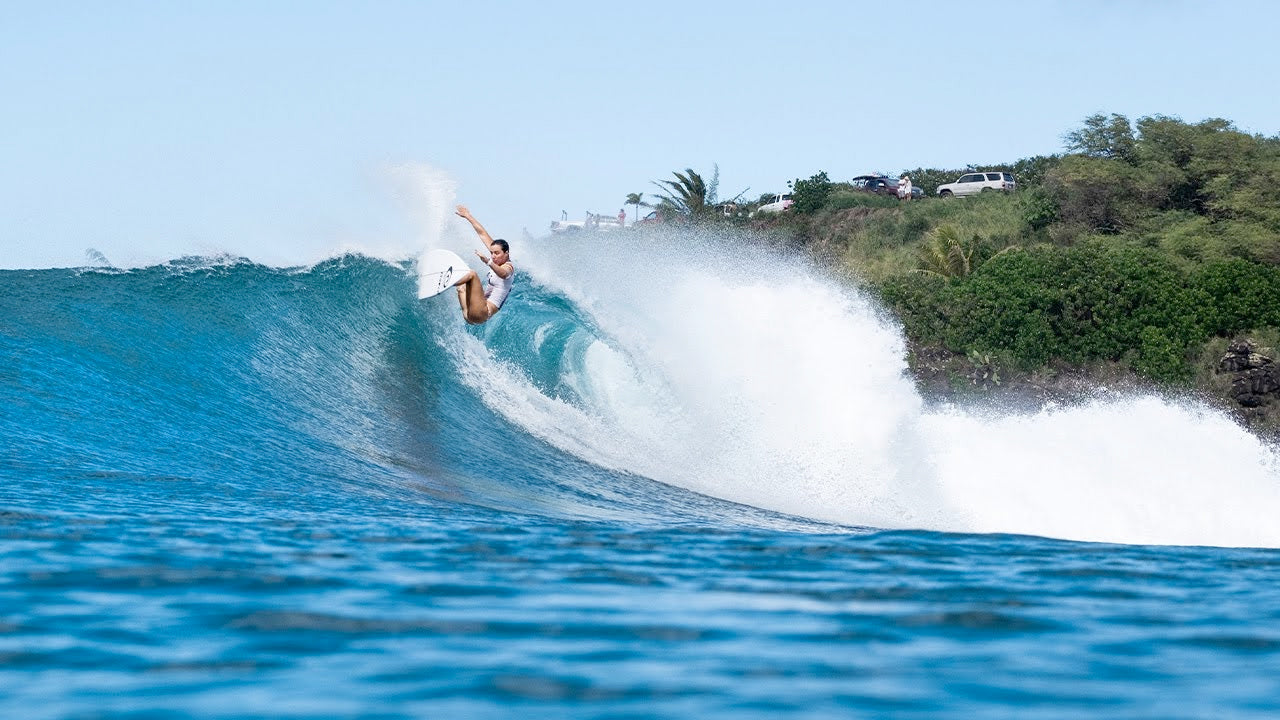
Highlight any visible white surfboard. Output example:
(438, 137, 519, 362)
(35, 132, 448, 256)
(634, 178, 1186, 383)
(417, 249, 472, 299)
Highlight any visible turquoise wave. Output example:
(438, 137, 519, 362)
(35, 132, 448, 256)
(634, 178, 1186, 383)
(0, 254, 810, 528)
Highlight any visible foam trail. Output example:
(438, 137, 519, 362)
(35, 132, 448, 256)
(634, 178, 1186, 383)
(464, 226, 1280, 548)
(924, 397, 1280, 546)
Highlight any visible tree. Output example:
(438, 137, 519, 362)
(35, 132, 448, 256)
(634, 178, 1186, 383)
(1064, 113, 1137, 163)
(1135, 115, 1262, 215)
(624, 192, 645, 225)
(652, 168, 710, 218)
(1042, 155, 1164, 234)
(915, 225, 977, 278)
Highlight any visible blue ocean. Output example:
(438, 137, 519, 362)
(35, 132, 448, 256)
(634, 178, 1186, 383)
(4, 230, 1280, 718)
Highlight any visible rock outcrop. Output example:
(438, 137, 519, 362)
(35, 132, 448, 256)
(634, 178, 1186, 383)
(1218, 339, 1280, 409)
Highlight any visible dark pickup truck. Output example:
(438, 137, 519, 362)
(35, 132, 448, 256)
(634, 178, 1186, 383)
(850, 175, 922, 199)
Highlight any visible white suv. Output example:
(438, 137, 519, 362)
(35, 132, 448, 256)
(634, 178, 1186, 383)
(936, 171, 1016, 197)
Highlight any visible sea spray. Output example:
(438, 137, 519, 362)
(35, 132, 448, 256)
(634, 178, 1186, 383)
(922, 395, 1280, 546)
(470, 224, 1280, 547)
(386, 163, 458, 250)
(381, 162, 487, 300)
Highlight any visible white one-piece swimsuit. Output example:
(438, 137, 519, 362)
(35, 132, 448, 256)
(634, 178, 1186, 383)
(484, 266, 514, 309)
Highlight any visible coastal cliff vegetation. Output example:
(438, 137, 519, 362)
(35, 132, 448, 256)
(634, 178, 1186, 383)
(645, 114, 1280, 433)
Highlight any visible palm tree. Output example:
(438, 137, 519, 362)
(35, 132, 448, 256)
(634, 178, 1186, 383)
(651, 168, 709, 218)
(915, 225, 1017, 278)
(915, 225, 978, 278)
(624, 192, 644, 225)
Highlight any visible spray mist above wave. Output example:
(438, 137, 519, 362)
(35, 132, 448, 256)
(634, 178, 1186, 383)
(446, 221, 1280, 549)
(52, 163, 465, 272)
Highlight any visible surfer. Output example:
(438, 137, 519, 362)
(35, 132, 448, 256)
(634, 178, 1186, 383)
(452, 205, 515, 325)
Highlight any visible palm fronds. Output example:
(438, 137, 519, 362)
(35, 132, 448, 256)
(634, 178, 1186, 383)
(651, 168, 709, 217)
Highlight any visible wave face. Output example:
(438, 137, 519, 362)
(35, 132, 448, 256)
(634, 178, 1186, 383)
(4, 230, 1279, 548)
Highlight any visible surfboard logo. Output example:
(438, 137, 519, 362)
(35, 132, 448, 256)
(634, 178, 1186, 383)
(432, 265, 453, 294)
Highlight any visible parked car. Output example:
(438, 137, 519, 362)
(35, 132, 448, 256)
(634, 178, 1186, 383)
(851, 175, 895, 196)
(756, 193, 793, 214)
(550, 212, 624, 233)
(851, 175, 922, 199)
(936, 171, 1016, 197)
(549, 219, 585, 233)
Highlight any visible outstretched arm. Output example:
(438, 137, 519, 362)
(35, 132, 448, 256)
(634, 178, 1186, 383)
(456, 205, 494, 248)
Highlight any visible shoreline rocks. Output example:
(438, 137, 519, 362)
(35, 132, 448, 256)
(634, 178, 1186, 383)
(1218, 339, 1280, 411)
(904, 338, 1280, 441)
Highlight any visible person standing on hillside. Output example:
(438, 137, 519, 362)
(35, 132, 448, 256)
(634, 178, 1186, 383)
(898, 174, 913, 201)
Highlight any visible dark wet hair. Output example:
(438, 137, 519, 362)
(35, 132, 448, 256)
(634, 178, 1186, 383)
(491, 239, 510, 253)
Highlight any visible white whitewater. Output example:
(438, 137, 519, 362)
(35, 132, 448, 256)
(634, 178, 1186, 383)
(459, 225, 1280, 549)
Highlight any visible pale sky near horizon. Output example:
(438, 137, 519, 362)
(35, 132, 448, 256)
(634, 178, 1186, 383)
(3, 1, 1278, 269)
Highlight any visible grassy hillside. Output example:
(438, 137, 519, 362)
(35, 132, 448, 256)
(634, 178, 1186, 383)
(729, 114, 1280, 433)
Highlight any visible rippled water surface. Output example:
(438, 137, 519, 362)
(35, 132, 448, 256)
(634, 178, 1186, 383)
(5, 501, 1280, 718)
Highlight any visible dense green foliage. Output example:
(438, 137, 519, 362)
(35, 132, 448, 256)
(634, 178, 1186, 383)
(645, 113, 1280, 392)
(789, 171, 832, 214)
(1043, 115, 1280, 255)
(877, 243, 1280, 382)
(858, 113, 1280, 385)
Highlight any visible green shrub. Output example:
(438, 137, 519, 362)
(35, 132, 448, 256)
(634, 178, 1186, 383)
(873, 272, 950, 343)
(897, 213, 933, 245)
(1043, 155, 1168, 234)
(878, 243, 1221, 381)
(1195, 258, 1280, 334)
(1020, 187, 1059, 232)
(1135, 326, 1190, 383)
(790, 171, 832, 214)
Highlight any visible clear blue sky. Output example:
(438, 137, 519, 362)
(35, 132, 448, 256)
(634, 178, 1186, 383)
(3, 1, 1278, 268)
